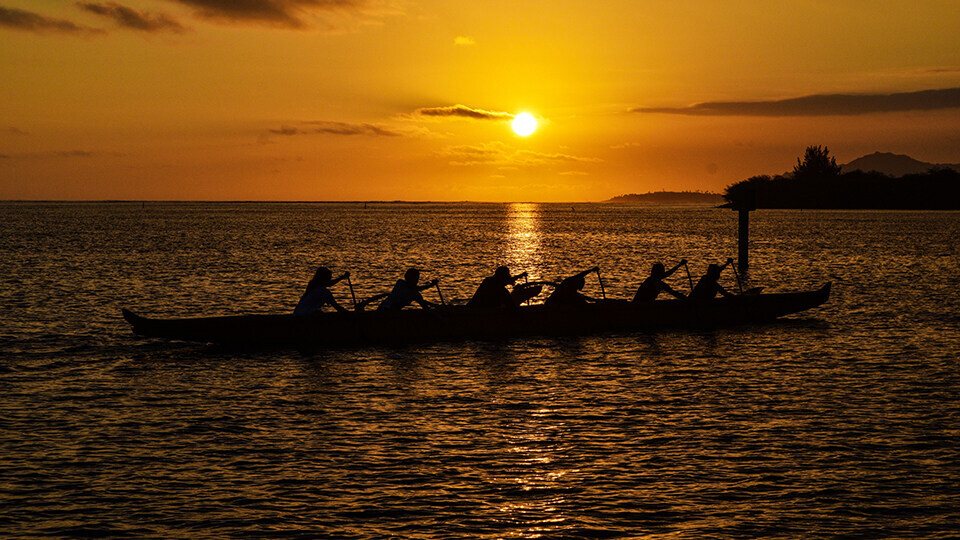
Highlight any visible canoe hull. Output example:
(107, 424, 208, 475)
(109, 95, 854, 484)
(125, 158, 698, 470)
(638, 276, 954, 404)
(123, 283, 830, 346)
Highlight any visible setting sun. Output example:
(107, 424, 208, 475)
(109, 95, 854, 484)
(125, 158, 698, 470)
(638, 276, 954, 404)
(512, 113, 537, 136)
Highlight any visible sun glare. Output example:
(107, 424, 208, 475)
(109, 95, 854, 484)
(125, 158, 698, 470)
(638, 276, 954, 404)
(512, 113, 537, 136)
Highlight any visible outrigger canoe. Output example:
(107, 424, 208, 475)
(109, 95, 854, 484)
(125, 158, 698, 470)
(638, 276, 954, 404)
(122, 283, 830, 346)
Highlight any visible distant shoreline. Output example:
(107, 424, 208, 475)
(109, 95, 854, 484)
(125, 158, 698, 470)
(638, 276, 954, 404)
(604, 191, 724, 205)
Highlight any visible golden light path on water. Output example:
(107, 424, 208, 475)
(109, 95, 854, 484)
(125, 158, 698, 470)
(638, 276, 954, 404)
(503, 203, 543, 281)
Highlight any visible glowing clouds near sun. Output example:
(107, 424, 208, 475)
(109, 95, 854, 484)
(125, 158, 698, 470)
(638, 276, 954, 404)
(512, 113, 537, 136)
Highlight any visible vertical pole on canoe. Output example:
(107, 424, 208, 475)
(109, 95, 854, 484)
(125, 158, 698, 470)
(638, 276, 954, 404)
(596, 267, 606, 300)
(346, 275, 358, 310)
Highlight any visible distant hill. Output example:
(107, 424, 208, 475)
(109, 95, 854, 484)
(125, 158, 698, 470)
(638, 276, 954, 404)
(605, 191, 723, 204)
(841, 152, 960, 176)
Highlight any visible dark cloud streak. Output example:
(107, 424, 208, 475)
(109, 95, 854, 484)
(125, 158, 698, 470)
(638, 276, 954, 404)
(78, 2, 187, 33)
(171, 0, 372, 28)
(0, 6, 102, 34)
(634, 88, 960, 117)
(270, 121, 402, 137)
(414, 105, 514, 121)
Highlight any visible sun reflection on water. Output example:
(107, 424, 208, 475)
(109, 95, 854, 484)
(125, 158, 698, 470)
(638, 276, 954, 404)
(502, 203, 543, 276)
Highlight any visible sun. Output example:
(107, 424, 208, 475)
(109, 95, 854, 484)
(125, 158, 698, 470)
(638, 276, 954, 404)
(512, 113, 537, 136)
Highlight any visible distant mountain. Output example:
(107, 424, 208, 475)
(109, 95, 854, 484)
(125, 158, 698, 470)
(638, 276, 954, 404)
(841, 152, 960, 176)
(605, 191, 723, 204)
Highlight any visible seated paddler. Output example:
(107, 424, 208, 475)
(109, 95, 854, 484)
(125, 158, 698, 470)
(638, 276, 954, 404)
(689, 259, 737, 301)
(544, 267, 600, 307)
(377, 268, 439, 311)
(467, 266, 527, 308)
(293, 266, 350, 315)
(633, 260, 687, 302)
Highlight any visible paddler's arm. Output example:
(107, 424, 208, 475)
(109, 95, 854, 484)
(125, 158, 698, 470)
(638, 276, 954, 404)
(415, 278, 440, 292)
(508, 271, 528, 284)
(569, 266, 600, 281)
(330, 271, 350, 286)
(663, 282, 687, 299)
(321, 288, 350, 312)
(664, 259, 686, 277)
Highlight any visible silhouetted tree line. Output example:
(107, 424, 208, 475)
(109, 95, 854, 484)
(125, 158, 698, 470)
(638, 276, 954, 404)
(723, 146, 960, 209)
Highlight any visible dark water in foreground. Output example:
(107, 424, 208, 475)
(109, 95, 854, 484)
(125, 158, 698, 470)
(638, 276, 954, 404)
(2, 202, 959, 539)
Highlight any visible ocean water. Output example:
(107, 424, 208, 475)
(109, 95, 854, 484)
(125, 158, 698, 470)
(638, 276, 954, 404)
(1, 202, 958, 539)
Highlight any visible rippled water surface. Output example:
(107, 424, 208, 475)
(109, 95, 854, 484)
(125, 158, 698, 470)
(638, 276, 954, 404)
(2, 203, 958, 538)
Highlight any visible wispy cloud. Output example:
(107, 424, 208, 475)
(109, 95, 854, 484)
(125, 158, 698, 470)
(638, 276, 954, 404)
(6, 126, 29, 136)
(77, 2, 187, 33)
(0, 149, 114, 159)
(454, 36, 474, 46)
(634, 88, 960, 117)
(169, 0, 398, 29)
(414, 104, 514, 121)
(269, 121, 403, 137)
(441, 141, 601, 167)
(0, 6, 102, 34)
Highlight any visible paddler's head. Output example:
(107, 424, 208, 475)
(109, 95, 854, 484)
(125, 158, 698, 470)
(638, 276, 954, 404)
(404, 268, 420, 286)
(494, 266, 511, 285)
(706, 264, 722, 279)
(651, 263, 666, 278)
(311, 266, 333, 287)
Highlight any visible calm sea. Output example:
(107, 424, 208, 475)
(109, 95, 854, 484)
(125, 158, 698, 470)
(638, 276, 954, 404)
(2, 202, 958, 539)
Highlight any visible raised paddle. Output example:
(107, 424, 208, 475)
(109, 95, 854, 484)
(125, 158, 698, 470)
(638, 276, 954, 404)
(595, 267, 607, 300)
(346, 273, 358, 310)
(682, 260, 694, 291)
(434, 280, 445, 306)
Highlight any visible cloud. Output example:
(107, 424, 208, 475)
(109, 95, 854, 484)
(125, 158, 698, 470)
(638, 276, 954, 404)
(441, 141, 601, 167)
(169, 0, 396, 29)
(634, 87, 960, 117)
(77, 2, 187, 33)
(454, 36, 474, 46)
(269, 121, 402, 137)
(0, 6, 102, 34)
(414, 104, 514, 121)
(6, 127, 29, 136)
(0, 149, 111, 159)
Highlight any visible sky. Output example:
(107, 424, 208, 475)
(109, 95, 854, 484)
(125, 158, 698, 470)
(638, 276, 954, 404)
(1, 0, 959, 201)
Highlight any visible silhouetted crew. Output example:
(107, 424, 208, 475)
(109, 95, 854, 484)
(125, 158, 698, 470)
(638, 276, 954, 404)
(293, 267, 349, 315)
(377, 268, 438, 311)
(633, 260, 687, 302)
(689, 259, 736, 301)
(467, 266, 527, 308)
(545, 267, 599, 306)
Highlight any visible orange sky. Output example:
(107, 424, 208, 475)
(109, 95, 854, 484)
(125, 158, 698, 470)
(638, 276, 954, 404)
(2, 0, 959, 201)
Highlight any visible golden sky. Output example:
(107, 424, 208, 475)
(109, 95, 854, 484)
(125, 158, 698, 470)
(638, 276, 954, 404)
(2, 0, 959, 201)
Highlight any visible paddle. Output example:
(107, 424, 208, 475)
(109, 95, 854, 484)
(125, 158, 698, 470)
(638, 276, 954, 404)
(345, 273, 358, 310)
(434, 279, 445, 306)
(682, 260, 694, 291)
(595, 266, 606, 300)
